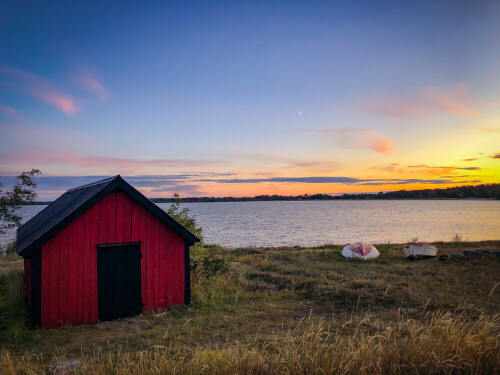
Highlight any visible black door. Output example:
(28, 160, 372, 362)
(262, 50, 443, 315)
(97, 242, 143, 321)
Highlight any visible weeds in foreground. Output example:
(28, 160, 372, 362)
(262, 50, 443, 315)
(2, 312, 499, 375)
(452, 233, 464, 243)
(191, 268, 242, 310)
(0, 270, 28, 339)
(408, 237, 419, 244)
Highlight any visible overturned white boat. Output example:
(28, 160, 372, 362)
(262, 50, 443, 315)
(403, 243, 437, 259)
(342, 242, 380, 260)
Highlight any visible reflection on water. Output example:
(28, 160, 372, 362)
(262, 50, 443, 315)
(167, 200, 500, 247)
(2, 200, 500, 248)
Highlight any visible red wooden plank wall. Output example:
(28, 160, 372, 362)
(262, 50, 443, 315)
(39, 188, 187, 328)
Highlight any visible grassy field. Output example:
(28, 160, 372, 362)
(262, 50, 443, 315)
(0, 241, 499, 374)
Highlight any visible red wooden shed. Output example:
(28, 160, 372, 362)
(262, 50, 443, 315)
(16, 175, 199, 328)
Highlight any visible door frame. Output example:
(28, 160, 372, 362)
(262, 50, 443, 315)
(97, 241, 143, 321)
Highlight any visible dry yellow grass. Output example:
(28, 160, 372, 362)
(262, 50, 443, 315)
(2, 312, 498, 374)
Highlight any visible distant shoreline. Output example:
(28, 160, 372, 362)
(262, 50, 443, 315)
(27, 197, 498, 205)
(149, 197, 497, 203)
(28, 183, 500, 204)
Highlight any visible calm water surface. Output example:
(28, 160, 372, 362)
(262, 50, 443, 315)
(2, 200, 499, 248)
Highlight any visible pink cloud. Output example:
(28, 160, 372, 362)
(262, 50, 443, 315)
(0, 123, 94, 150)
(0, 103, 21, 119)
(77, 68, 110, 99)
(0, 66, 79, 115)
(227, 149, 342, 171)
(480, 125, 500, 133)
(339, 84, 480, 119)
(0, 150, 219, 171)
(405, 164, 482, 176)
(341, 94, 426, 118)
(303, 129, 394, 156)
(422, 84, 480, 118)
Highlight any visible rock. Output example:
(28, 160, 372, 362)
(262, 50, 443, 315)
(155, 312, 167, 318)
(477, 250, 493, 256)
(463, 251, 482, 258)
(124, 318, 147, 331)
(451, 252, 464, 258)
(47, 360, 79, 374)
(95, 321, 118, 330)
(439, 255, 448, 261)
(229, 261, 240, 266)
(187, 307, 194, 312)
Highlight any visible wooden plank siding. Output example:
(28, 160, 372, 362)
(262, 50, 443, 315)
(166, 227, 175, 305)
(76, 214, 85, 325)
(67, 220, 78, 325)
(48, 233, 60, 328)
(158, 227, 167, 308)
(58, 227, 69, 324)
(38, 188, 187, 329)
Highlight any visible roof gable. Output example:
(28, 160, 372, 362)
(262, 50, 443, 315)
(17, 176, 199, 256)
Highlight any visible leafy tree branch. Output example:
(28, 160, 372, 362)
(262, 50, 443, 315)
(0, 169, 41, 235)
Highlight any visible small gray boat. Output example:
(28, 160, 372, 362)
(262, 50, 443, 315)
(403, 243, 437, 259)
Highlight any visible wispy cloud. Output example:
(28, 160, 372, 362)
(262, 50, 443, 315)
(200, 176, 361, 184)
(480, 125, 500, 133)
(0, 174, 231, 199)
(422, 84, 480, 118)
(339, 94, 426, 118)
(76, 68, 110, 99)
(371, 163, 484, 177)
(0, 66, 79, 115)
(197, 176, 481, 186)
(0, 123, 94, 150)
(401, 164, 482, 176)
(407, 164, 481, 171)
(227, 149, 341, 171)
(302, 128, 394, 156)
(0, 150, 220, 171)
(0, 103, 21, 120)
(489, 153, 500, 159)
(339, 83, 480, 119)
(0, 172, 483, 200)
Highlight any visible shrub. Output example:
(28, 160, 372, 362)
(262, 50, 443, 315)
(196, 254, 229, 278)
(166, 193, 203, 242)
(3, 241, 16, 255)
(166, 194, 228, 279)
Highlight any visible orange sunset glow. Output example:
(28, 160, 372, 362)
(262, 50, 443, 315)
(0, 2, 499, 199)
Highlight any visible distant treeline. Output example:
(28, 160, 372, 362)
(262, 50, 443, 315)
(149, 184, 500, 203)
(28, 183, 500, 204)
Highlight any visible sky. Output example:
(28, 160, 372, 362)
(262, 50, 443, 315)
(0, 1, 499, 199)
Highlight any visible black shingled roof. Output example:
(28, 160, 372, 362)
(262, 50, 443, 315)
(16, 175, 200, 256)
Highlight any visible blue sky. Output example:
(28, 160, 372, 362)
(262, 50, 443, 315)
(1, 1, 499, 198)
